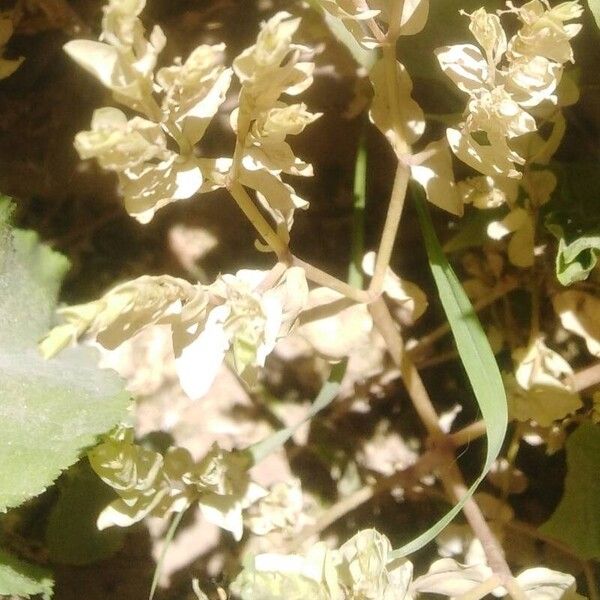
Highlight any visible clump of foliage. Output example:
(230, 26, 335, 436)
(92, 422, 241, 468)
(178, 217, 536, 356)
(1, 0, 600, 599)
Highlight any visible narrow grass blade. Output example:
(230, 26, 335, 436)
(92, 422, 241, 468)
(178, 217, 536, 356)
(245, 361, 346, 465)
(149, 509, 186, 600)
(348, 130, 368, 288)
(391, 186, 507, 556)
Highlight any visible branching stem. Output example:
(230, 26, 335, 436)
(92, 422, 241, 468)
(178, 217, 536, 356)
(369, 163, 410, 296)
(369, 298, 525, 598)
(227, 181, 290, 260)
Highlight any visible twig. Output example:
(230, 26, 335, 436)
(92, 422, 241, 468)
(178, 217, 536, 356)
(292, 256, 371, 304)
(226, 182, 290, 260)
(440, 461, 527, 600)
(573, 361, 600, 392)
(582, 561, 600, 600)
(255, 261, 287, 293)
(227, 184, 371, 303)
(369, 298, 443, 437)
(448, 420, 488, 448)
(370, 298, 526, 598)
(351, 0, 387, 45)
(369, 163, 410, 296)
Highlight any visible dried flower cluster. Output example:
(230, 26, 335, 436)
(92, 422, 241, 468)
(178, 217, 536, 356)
(89, 427, 265, 540)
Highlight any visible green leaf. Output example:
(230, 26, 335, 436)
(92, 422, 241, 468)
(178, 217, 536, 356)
(348, 129, 368, 288)
(0, 210, 130, 512)
(546, 215, 600, 285)
(45, 461, 125, 565)
(306, 1, 377, 70)
(540, 422, 600, 559)
(148, 510, 186, 600)
(244, 361, 347, 465)
(0, 549, 53, 599)
(587, 0, 600, 30)
(391, 186, 507, 557)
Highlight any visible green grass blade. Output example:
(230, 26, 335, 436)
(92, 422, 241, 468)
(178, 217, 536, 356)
(391, 185, 507, 557)
(244, 361, 346, 465)
(148, 509, 186, 600)
(348, 130, 368, 288)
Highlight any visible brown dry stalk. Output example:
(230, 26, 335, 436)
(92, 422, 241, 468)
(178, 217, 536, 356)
(369, 297, 527, 599)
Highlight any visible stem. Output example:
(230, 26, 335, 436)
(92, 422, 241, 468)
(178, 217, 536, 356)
(382, 43, 410, 158)
(583, 562, 600, 600)
(455, 575, 502, 600)
(227, 185, 371, 303)
(370, 298, 525, 598)
(369, 163, 410, 296)
(351, 0, 387, 45)
(255, 261, 287, 293)
(369, 298, 443, 437)
(348, 127, 368, 288)
(440, 461, 527, 600)
(448, 420, 487, 448)
(292, 256, 371, 304)
(227, 181, 290, 260)
(573, 361, 600, 392)
(528, 271, 541, 346)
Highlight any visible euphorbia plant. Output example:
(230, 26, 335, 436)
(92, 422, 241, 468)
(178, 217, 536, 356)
(33, 0, 597, 598)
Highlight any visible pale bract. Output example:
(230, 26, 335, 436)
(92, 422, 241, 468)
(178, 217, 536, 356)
(183, 444, 267, 541)
(63, 0, 235, 222)
(553, 291, 600, 357)
(231, 542, 343, 600)
(245, 479, 305, 537)
(231, 12, 318, 240)
(487, 206, 535, 268)
(74, 107, 169, 171)
(514, 567, 586, 600)
(156, 44, 233, 146)
(89, 427, 193, 530)
(337, 529, 413, 600)
(41, 267, 308, 401)
(39, 274, 203, 357)
(175, 267, 308, 399)
(319, 0, 429, 45)
(297, 287, 373, 361)
(89, 429, 265, 540)
(436, 3, 582, 178)
(65, 3, 319, 232)
(507, 338, 582, 426)
(411, 558, 494, 597)
(457, 175, 518, 210)
(230, 529, 413, 600)
(362, 252, 428, 324)
(507, 0, 583, 65)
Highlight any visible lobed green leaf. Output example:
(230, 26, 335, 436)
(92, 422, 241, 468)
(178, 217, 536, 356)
(0, 204, 130, 512)
(0, 549, 53, 600)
